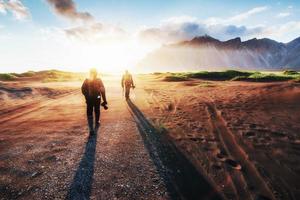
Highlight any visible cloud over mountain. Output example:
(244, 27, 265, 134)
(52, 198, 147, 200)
(139, 16, 264, 44)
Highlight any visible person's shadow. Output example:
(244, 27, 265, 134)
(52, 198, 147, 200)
(66, 125, 100, 200)
(127, 99, 224, 200)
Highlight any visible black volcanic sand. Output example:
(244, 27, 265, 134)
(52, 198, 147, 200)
(134, 76, 300, 200)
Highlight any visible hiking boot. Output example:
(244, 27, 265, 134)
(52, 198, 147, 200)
(95, 122, 100, 130)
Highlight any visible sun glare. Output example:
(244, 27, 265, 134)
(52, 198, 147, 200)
(67, 39, 154, 74)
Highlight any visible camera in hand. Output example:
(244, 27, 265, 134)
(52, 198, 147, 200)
(101, 102, 108, 110)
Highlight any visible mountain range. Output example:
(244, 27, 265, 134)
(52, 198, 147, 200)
(138, 35, 300, 71)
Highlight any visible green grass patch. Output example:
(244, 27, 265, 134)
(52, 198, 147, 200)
(162, 70, 300, 82)
(283, 70, 299, 75)
(0, 73, 17, 81)
(163, 73, 189, 81)
(38, 70, 85, 82)
(11, 71, 36, 77)
(187, 70, 253, 80)
(1, 70, 86, 82)
(152, 72, 163, 75)
(293, 76, 300, 82)
(247, 73, 293, 82)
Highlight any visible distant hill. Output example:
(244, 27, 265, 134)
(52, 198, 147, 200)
(0, 70, 86, 82)
(138, 35, 300, 71)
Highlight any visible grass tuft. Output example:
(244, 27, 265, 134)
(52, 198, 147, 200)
(162, 70, 300, 82)
(1, 70, 85, 82)
(247, 73, 293, 82)
(283, 70, 298, 75)
(0, 73, 17, 81)
(187, 70, 253, 80)
(164, 73, 189, 81)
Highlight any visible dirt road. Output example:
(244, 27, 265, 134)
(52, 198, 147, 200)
(0, 78, 222, 200)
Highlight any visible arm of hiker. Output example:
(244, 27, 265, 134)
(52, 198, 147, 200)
(81, 79, 88, 97)
(99, 79, 107, 104)
(131, 75, 135, 88)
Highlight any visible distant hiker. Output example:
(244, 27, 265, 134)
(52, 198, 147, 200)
(121, 70, 135, 100)
(82, 68, 108, 135)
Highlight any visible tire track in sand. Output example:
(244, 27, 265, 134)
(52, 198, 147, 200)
(205, 101, 275, 200)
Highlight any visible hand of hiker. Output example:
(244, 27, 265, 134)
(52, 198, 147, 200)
(101, 101, 108, 110)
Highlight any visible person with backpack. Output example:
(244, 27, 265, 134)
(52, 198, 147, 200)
(121, 70, 135, 100)
(81, 68, 108, 135)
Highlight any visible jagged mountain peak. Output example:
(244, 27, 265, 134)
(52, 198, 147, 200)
(186, 35, 221, 45)
(138, 35, 300, 71)
(226, 37, 241, 43)
(287, 36, 300, 49)
(223, 37, 242, 48)
(178, 35, 288, 50)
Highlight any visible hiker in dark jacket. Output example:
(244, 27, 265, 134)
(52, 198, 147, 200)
(121, 70, 135, 100)
(82, 68, 107, 134)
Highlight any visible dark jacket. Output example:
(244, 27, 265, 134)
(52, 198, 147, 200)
(81, 78, 106, 102)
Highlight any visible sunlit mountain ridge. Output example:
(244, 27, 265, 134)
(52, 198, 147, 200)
(138, 35, 300, 72)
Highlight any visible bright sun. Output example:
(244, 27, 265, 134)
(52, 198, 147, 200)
(66, 39, 155, 74)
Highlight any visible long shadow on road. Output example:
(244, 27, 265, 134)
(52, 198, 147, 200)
(66, 127, 99, 200)
(127, 99, 224, 200)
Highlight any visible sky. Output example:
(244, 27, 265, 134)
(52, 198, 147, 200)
(0, 0, 300, 73)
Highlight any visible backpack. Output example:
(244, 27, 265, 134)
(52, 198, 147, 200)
(124, 74, 132, 86)
(82, 78, 101, 98)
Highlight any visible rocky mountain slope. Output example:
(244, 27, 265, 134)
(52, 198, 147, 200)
(138, 35, 300, 71)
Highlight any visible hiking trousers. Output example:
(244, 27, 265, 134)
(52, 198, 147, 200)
(86, 98, 101, 130)
(125, 85, 131, 99)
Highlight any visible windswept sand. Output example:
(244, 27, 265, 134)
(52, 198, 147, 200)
(0, 75, 299, 200)
(133, 75, 300, 200)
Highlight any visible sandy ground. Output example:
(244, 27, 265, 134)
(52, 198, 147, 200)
(1, 75, 299, 200)
(133, 75, 300, 200)
(0, 78, 171, 200)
